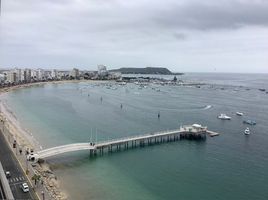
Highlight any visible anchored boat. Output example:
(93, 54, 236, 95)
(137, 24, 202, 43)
(243, 120, 256, 125)
(218, 114, 231, 120)
(244, 127, 250, 135)
(236, 112, 243, 116)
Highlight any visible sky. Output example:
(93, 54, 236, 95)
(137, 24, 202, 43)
(0, 0, 268, 73)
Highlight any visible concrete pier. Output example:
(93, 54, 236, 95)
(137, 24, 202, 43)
(29, 124, 220, 161)
(93, 124, 212, 155)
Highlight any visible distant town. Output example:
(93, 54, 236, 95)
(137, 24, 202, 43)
(0, 66, 185, 88)
(0, 65, 122, 87)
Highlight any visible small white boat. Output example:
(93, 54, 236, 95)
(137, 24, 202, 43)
(244, 127, 250, 135)
(236, 112, 244, 116)
(218, 114, 231, 120)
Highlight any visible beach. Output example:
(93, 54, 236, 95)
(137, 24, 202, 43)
(0, 80, 94, 200)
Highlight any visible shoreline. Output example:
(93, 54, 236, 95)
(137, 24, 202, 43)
(0, 80, 103, 200)
(0, 79, 107, 94)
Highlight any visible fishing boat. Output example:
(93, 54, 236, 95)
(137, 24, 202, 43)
(244, 127, 250, 135)
(236, 112, 243, 116)
(218, 114, 231, 120)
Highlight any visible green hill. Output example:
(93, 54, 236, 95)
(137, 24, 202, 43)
(110, 67, 183, 75)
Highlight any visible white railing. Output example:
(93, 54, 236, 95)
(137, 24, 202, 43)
(96, 129, 182, 146)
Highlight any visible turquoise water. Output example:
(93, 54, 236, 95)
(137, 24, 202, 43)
(4, 73, 268, 200)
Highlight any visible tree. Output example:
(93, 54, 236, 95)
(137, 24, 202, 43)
(32, 174, 41, 186)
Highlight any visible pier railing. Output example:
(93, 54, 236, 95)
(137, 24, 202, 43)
(95, 129, 182, 146)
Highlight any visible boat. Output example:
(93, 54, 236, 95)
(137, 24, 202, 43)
(218, 114, 231, 120)
(244, 127, 250, 135)
(236, 112, 243, 116)
(243, 120, 256, 125)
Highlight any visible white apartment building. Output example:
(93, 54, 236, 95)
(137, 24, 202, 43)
(24, 69, 31, 82)
(37, 68, 45, 80)
(0, 74, 5, 82)
(51, 69, 58, 79)
(31, 69, 38, 79)
(14, 68, 22, 82)
(98, 65, 108, 76)
(70, 68, 79, 78)
(7, 71, 17, 83)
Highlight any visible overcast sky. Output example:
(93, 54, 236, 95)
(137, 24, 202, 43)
(0, 0, 268, 73)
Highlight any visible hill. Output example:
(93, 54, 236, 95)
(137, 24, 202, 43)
(110, 67, 183, 75)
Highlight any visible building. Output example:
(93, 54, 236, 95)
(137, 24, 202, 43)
(108, 72, 122, 80)
(98, 65, 108, 76)
(37, 68, 45, 80)
(51, 69, 58, 79)
(58, 71, 69, 79)
(25, 69, 31, 82)
(7, 71, 17, 83)
(14, 68, 22, 82)
(70, 68, 79, 79)
(0, 74, 5, 83)
(31, 69, 38, 80)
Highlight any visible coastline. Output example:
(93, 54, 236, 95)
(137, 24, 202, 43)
(0, 80, 101, 200)
(0, 79, 101, 94)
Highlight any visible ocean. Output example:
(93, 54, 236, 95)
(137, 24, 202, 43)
(3, 73, 268, 200)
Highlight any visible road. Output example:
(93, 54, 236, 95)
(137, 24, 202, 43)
(0, 130, 38, 200)
(0, 180, 5, 199)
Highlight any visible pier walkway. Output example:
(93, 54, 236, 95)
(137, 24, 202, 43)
(37, 143, 95, 159)
(30, 125, 219, 161)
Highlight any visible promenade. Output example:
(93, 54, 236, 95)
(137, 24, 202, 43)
(0, 117, 50, 200)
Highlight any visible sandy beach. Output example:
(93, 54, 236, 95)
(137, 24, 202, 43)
(0, 80, 98, 200)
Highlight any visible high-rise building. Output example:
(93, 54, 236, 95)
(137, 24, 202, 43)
(7, 71, 17, 83)
(37, 68, 44, 80)
(21, 69, 27, 82)
(14, 68, 22, 82)
(51, 69, 58, 79)
(98, 65, 108, 76)
(25, 69, 31, 82)
(31, 69, 38, 79)
(70, 68, 79, 79)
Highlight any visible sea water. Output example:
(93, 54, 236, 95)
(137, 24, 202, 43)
(4, 73, 268, 200)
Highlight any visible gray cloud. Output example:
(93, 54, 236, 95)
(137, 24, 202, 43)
(0, 0, 268, 73)
(154, 1, 268, 30)
(173, 33, 187, 40)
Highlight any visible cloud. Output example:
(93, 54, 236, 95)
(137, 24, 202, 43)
(173, 33, 187, 40)
(0, 0, 268, 72)
(154, 0, 268, 30)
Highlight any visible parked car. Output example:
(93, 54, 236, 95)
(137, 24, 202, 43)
(21, 183, 29, 193)
(5, 171, 11, 178)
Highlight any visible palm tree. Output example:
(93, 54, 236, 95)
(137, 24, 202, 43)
(31, 174, 41, 186)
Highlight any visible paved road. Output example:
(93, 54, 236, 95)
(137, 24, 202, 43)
(0, 180, 5, 199)
(0, 130, 38, 200)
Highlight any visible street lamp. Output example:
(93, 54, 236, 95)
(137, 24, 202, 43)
(41, 191, 45, 200)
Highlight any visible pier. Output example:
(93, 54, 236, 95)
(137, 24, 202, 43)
(29, 124, 220, 161)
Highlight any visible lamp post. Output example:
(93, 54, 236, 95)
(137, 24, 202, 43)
(41, 191, 45, 200)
